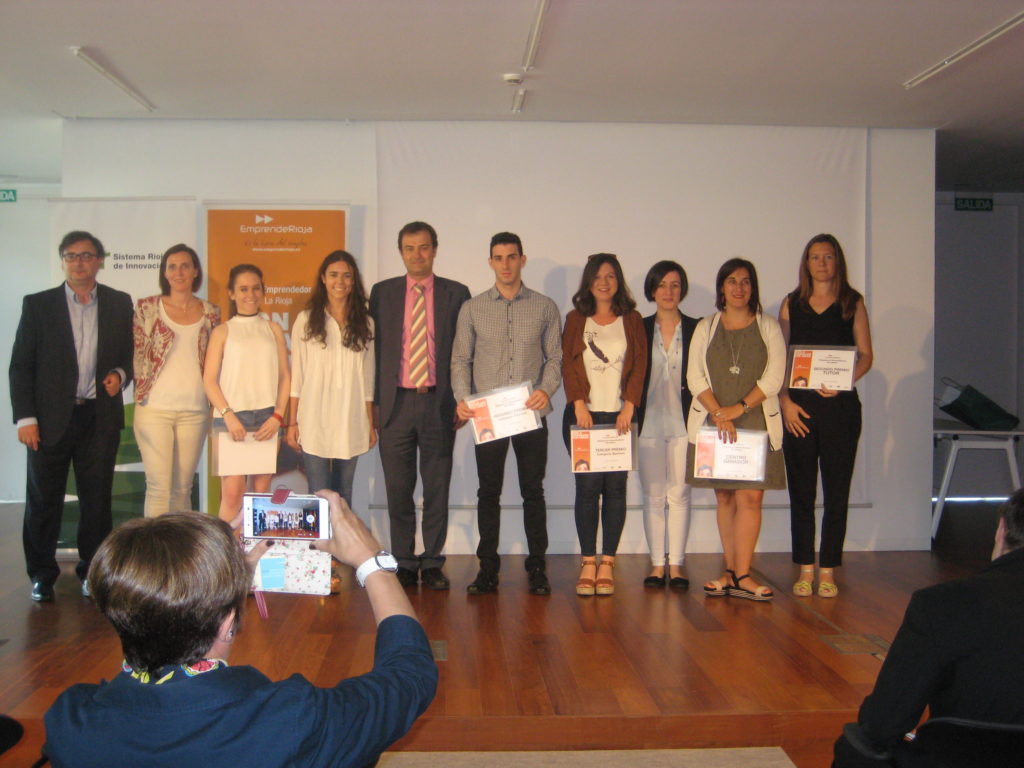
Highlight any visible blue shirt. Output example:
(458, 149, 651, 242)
(64, 282, 99, 400)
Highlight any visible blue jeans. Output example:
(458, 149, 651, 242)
(303, 451, 358, 506)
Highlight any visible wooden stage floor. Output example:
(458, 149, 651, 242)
(0, 505, 973, 767)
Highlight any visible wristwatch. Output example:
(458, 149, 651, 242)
(740, 399, 751, 414)
(355, 551, 399, 587)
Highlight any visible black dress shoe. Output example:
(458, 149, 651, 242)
(643, 574, 667, 588)
(466, 570, 498, 594)
(31, 581, 55, 602)
(527, 568, 551, 596)
(396, 567, 419, 588)
(669, 576, 690, 590)
(420, 567, 450, 591)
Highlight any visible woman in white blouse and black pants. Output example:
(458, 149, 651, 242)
(286, 251, 375, 505)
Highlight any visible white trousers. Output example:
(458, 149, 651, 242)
(638, 435, 692, 566)
(133, 406, 209, 517)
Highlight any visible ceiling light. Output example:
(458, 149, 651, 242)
(511, 88, 527, 114)
(521, 0, 549, 72)
(903, 10, 1024, 89)
(69, 46, 156, 111)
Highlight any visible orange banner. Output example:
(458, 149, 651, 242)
(206, 208, 346, 330)
(205, 207, 347, 511)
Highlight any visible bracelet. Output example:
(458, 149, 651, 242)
(270, 412, 284, 424)
(221, 407, 234, 417)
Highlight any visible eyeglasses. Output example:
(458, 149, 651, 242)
(62, 252, 99, 263)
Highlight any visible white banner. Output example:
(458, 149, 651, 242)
(50, 198, 198, 307)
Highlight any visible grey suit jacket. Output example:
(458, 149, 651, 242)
(369, 275, 470, 429)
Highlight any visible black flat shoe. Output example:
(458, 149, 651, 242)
(643, 575, 667, 588)
(527, 568, 551, 596)
(420, 567, 450, 591)
(466, 570, 498, 594)
(396, 567, 419, 588)
(31, 581, 55, 602)
(668, 576, 690, 590)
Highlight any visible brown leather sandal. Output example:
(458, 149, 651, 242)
(595, 558, 615, 596)
(576, 558, 597, 596)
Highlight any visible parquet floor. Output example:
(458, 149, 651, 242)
(0, 505, 972, 767)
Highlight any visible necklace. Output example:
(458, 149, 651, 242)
(164, 296, 193, 312)
(727, 331, 743, 375)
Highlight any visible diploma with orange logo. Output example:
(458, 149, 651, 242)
(570, 424, 637, 473)
(468, 382, 540, 444)
(787, 346, 857, 391)
(694, 427, 767, 482)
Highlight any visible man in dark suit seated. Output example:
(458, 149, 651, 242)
(369, 221, 470, 590)
(9, 230, 134, 602)
(834, 489, 1024, 766)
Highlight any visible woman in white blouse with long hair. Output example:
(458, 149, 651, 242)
(285, 251, 375, 504)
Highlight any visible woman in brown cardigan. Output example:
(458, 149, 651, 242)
(562, 254, 647, 596)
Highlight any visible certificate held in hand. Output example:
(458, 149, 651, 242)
(787, 345, 857, 391)
(214, 430, 278, 476)
(571, 424, 637, 473)
(468, 382, 541, 444)
(694, 426, 767, 482)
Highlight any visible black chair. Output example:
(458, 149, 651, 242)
(903, 717, 1024, 768)
(837, 718, 1024, 768)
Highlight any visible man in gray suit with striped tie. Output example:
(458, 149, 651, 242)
(369, 222, 470, 590)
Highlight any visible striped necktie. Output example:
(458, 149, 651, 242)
(408, 283, 429, 387)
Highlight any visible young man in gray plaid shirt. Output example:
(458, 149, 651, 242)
(451, 233, 562, 595)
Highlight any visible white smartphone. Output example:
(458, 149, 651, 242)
(242, 492, 331, 539)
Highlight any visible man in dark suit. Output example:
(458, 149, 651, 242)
(369, 222, 470, 590)
(833, 489, 1024, 767)
(10, 230, 134, 602)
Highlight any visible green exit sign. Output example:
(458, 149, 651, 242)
(955, 197, 993, 212)
(0, 189, 16, 203)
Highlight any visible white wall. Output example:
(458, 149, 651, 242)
(860, 130, 936, 550)
(0, 183, 63, 499)
(1, 119, 936, 556)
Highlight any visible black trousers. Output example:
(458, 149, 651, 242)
(24, 400, 120, 585)
(474, 419, 549, 574)
(378, 389, 455, 571)
(783, 392, 861, 568)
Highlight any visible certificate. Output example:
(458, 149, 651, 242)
(468, 382, 541, 444)
(694, 427, 767, 482)
(214, 430, 278, 476)
(570, 424, 637, 473)
(787, 345, 857, 391)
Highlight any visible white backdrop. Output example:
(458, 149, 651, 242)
(375, 121, 871, 554)
(16, 118, 934, 557)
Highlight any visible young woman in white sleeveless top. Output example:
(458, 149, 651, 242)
(203, 264, 290, 522)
